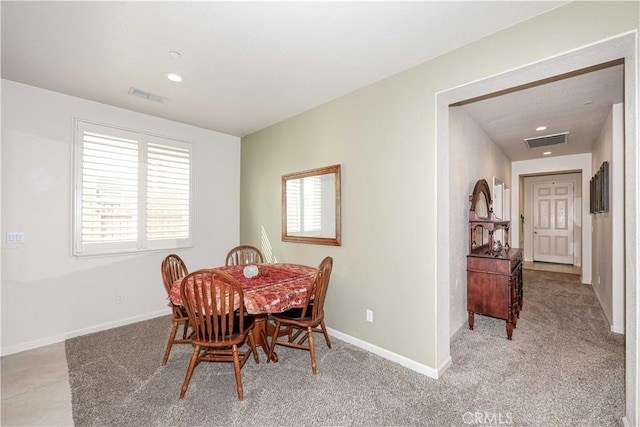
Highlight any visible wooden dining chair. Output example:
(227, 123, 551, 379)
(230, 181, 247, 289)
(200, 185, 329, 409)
(161, 254, 191, 365)
(267, 256, 333, 374)
(225, 245, 264, 266)
(179, 269, 260, 400)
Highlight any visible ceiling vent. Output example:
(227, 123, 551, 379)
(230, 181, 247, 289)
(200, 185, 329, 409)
(524, 132, 569, 149)
(128, 87, 168, 104)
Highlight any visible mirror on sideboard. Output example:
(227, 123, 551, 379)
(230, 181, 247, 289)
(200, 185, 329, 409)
(281, 164, 341, 246)
(469, 178, 492, 221)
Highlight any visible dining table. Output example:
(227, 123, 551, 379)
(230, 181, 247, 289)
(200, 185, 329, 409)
(169, 262, 318, 361)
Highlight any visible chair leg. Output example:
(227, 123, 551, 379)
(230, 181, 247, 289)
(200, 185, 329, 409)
(296, 328, 310, 345)
(307, 327, 317, 375)
(163, 321, 179, 365)
(247, 330, 260, 364)
(180, 345, 200, 399)
(232, 345, 244, 401)
(319, 320, 332, 348)
(181, 319, 190, 340)
(267, 320, 281, 363)
(289, 326, 304, 343)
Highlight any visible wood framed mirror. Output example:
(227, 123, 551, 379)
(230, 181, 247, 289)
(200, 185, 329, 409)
(282, 164, 341, 246)
(469, 178, 493, 221)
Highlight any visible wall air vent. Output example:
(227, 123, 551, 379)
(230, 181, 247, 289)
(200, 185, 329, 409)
(128, 87, 168, 104)
(524, 132, 569, 149)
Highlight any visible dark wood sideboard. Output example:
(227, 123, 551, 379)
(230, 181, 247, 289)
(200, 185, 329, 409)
(466, 179, 523, 340)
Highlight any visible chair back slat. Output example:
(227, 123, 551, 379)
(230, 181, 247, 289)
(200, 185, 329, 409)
(308, 256, 333, 321)
(180, 269, 246, 344)
(161, 254, 188, 295)
(225, 245, 264, 266)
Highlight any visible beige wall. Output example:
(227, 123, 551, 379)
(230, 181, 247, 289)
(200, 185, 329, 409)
(241, 2, 639, 423)
(242, 71, 437, 370)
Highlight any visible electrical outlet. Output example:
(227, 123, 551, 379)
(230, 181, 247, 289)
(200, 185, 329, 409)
(116, 292, 125, 304)
(366, 309, 373, 323)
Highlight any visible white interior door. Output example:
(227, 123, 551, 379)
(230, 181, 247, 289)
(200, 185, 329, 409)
(533, 180, 574, 264)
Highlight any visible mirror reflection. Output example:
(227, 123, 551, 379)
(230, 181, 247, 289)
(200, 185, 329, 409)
(282, 164, 341, 246)
(475, 192, 488, 218)
(469, 178, 492, 221)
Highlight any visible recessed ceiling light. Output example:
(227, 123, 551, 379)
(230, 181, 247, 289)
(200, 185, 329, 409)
(168, 50, 181, 59)
(543, 151, 552, 155)
(165, 73, 183, 83)
(536, 126, 547, 131)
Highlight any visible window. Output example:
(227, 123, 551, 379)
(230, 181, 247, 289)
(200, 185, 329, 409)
(73, 120, 192, 256)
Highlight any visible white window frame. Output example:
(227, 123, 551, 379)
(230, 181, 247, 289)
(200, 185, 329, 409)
(73, 119, 193, 256)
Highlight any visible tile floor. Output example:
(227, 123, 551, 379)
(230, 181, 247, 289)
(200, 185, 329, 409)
(523, 260, 582, 275)
(0, 261, 581, 426)
(1, 342, 73, 426)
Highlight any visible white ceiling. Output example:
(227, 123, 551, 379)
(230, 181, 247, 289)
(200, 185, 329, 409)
(459, 63, 623, 161)
(2, 1, 621, 162)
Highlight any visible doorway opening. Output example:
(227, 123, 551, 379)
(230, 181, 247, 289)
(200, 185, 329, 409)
(435, 31, 637, 424)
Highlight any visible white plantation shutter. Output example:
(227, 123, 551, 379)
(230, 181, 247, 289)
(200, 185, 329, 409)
(146, 140, 190, 241)
(286, 179, 301, 233)
(303, 176, 322, 232)
(74, 121, 192, 255)
(81, 130, 138, 243)
(286, 176, 322, 236)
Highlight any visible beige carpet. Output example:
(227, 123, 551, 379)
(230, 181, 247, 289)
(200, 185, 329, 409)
(66, 270, 624, 426)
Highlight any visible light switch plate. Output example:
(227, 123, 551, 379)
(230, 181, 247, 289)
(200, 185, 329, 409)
(6, 232, 25, 244)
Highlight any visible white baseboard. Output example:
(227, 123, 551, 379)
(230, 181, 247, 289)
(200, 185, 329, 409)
(591, 285, 625, 335)
(1, 309, 170, 357)
(326, 327, 442, 379)
(438, 354, 453, 375)
(5, 312, 448, 383)
(611, 324, 625, 334)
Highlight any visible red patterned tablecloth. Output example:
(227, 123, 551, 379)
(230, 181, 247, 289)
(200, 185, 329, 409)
(169, 263, 318, 315)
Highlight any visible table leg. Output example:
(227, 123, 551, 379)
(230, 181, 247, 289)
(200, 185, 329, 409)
(252, 315, 278, 362)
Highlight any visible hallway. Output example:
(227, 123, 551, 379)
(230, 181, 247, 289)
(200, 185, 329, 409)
(523, 261, 581, 276)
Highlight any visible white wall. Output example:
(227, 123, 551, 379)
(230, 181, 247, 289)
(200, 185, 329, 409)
(592, 108, 614, 323)
(1, 80, 241, 355)
(448, 107, 511, 335)
(610, 103, 624, 334)
(591, 103, 625, 333)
